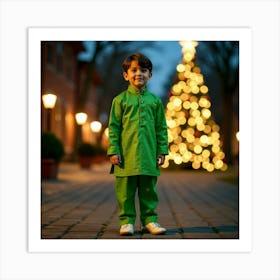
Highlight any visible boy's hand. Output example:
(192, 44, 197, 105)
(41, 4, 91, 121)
(157, 155, 165, 166)
(110, 154, 122, 165)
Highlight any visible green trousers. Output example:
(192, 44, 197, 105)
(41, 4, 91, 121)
(115, 175, 159, 226)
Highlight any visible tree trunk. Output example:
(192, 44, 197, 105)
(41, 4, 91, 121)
(220, 86, 234, 165)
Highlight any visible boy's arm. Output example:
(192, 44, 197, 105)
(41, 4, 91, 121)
(107, 97, 122, 157)
(155, 100, 169, 156)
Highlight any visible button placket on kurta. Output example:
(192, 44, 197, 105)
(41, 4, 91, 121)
(138, 92, 145, 171)
(107, 86, 168, 177)
(139, 93, 145, 127)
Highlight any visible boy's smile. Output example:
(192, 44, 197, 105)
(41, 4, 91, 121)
(123, 60, 152, 90)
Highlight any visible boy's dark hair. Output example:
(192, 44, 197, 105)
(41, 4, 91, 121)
(122, 53, 153, 73)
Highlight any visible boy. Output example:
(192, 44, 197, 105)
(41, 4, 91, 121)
(107, 53, 168, 236)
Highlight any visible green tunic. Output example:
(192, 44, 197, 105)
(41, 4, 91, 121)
(107, 85, 168, 177)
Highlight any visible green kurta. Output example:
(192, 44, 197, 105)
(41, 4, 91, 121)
(107, 85, 168, 177)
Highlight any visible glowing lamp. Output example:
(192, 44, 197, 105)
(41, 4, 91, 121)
(236, 131, 240, 141)
(75, 112, 87, 125)
(90, 121, 102, 133)
(42, 93, 57, 109)
(104, 127, 109, 138)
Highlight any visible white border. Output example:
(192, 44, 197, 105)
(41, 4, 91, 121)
(28, 27, 252, 253)
(1, 0, 279, 279)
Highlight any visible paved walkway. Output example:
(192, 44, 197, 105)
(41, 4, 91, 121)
(41, 162, 239, 239)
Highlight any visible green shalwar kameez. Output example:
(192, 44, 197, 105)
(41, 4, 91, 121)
(107, 85, 168, 226)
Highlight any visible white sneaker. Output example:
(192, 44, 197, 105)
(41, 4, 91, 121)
(120, 224, 134, 236)
(145, 222, 166, 235)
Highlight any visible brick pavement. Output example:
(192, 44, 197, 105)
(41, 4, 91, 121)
(41, 162, 239, 239)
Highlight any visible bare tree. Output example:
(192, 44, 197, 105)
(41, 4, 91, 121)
(197, 41, 239, 165)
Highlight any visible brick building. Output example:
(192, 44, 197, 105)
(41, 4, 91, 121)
(41, 41, 102, 160)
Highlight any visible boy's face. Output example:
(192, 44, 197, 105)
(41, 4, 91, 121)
(123, 60, 152, 90)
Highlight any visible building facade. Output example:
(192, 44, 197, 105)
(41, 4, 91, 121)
(41, 41, 103, 160)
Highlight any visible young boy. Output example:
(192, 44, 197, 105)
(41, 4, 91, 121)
(107, 53, 168, 236)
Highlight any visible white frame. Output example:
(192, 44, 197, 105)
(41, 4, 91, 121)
(28, 27, 252, 253)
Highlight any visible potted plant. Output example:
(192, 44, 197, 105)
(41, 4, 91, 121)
(77, 142, 98, 168)
(92, 145, 107, 164)
(41, 131, 65, 179)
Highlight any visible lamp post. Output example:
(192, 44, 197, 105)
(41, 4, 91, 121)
(75, 112, 88, 147)
(42, 93, 57, 131)
(90, 121, 102, 144)
(90, 121, 102, 133)
(75, 112, 88, 126)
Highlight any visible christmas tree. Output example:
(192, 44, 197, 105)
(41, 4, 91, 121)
(162, 41, 227, 172)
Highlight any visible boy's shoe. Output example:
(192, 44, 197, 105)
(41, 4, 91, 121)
(120, 224, 134, 236)
(145, 222, 167, 235)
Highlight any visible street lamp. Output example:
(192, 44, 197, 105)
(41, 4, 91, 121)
(236, 131, 240, 142)
(90, 121, 102, 133)
(90, 121, 102, 145)
(104, 127, 109, 138)
(75, 112, 88, 147)
(42, 93, 57, 131)
(75, 112, 88, 126)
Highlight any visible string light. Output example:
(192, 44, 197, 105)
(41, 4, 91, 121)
(162, 41, 227, 172)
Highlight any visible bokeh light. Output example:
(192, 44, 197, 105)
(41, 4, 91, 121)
(163, 41, 226, 172)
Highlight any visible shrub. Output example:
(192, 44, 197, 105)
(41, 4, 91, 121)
(77, 142, 99, 157)
(41, 131, 65, 162)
